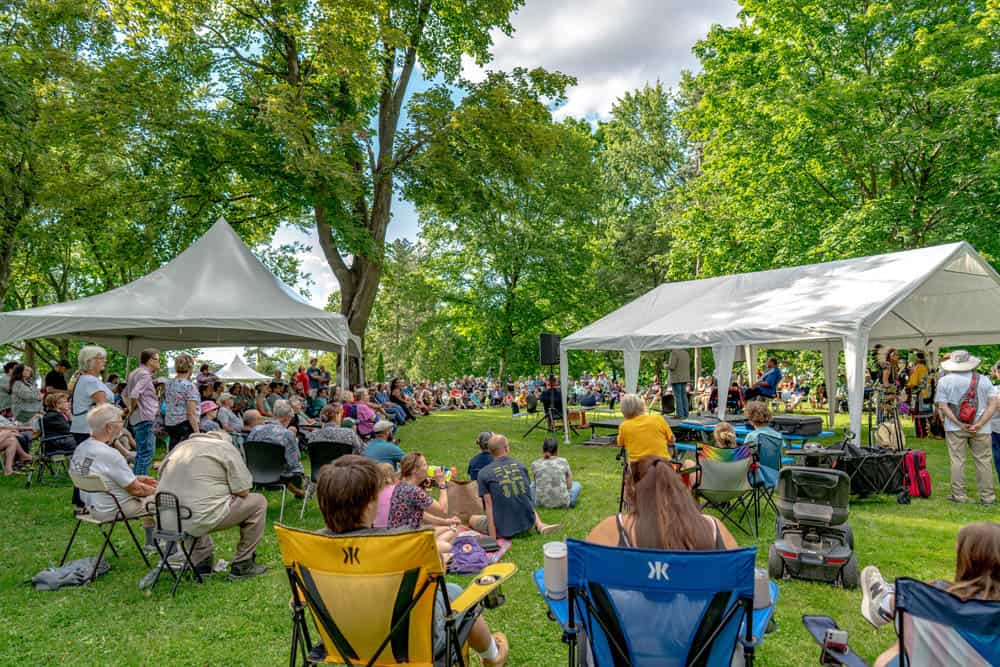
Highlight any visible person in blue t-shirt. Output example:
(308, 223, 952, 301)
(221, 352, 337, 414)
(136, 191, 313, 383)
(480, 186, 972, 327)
(364, 420, 405, 467)
(467, 431, 494, 481)
(745, 357, 782, 402)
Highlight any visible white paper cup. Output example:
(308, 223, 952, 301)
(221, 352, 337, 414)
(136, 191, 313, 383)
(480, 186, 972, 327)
(543, 541, 568, 600)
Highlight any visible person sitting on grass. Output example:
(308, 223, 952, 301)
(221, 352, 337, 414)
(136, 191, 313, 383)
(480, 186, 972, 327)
(587, 455, 738, 550)
(388, 452, 461, 554)
(245, 399, 305, 498)
(468, 431, 494, 482)
(69, 404, 157, 548)
(859, 522, 1000, 667)
(469, 434, 561, 539)
(617, 393, 675, 463)
(307, 403, 365, 454)
(315, 456, 510, 667)
(153, 431, 268, 583)
(531, 437, 582, 508)
(712, 422, 738, 449)
(363, 420, 405, 467)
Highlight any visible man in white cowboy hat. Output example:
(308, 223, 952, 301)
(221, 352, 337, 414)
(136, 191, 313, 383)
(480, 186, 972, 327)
(935, 350, 997, 505)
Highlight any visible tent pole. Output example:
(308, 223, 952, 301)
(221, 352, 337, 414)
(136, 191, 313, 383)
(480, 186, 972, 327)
(822, 341, 838, 429)
(560, 348, 570, 444)
(340, 345, 347, 390)
(843, 333, 869, 446)
(712, 345, 736, 420)
(694, 348, 702, 383)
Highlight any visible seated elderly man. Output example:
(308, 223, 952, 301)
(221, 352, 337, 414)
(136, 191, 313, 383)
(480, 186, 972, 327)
(306, 403, 365, 454)
(216, 393, 244, 434)
(69, 404, 158, 549)
(154, 431, 268, 581)
(245, 399, 305, 498)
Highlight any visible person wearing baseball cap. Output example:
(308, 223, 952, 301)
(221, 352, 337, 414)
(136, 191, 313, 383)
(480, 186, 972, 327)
(364, 420, 405, 467)
(44, 359, 71, 392)
(935, 350, 997, 505)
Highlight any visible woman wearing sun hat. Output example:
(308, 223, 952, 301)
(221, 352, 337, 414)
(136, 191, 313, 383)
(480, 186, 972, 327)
(935, 350, 997, 505)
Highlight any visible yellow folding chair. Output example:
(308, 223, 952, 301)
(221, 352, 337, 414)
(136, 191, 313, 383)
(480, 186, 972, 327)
(274, 524, 516, 667)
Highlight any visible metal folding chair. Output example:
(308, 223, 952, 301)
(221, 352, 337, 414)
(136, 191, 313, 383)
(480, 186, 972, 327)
(300, 440, 353, 519)
(62, 471, 152, 582)
(244, 439, 289, 522)
(144, 491, 204, 596)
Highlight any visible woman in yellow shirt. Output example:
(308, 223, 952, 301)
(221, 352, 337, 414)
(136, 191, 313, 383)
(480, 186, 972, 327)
(617, 393, 675, 462)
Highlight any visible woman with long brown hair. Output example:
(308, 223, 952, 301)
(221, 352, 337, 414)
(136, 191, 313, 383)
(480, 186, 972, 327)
(587, 455, 738, 550)
(861, 522, 1000, 667)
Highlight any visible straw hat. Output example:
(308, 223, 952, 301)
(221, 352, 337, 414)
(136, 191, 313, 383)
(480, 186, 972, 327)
(940, 350, 980, 372)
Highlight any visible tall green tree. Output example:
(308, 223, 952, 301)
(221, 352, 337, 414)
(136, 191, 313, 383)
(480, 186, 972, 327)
(121, 0, 523, 340)
(404, 68, 601, 376)
(676, 0, 1000, 275)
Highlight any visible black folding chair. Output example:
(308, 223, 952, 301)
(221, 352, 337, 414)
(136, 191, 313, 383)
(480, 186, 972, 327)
(62, 471, 151, 582)
(25, 419, 74, 489)
(144, 491, 203, 596)
(299, 440, 353, 519)
(244, 439, 289, 522)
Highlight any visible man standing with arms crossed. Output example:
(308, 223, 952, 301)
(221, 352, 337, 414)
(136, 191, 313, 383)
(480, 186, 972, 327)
(124, 348, 160, 476)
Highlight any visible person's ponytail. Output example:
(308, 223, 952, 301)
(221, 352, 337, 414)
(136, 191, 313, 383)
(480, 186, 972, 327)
(631, 457, 715, 550)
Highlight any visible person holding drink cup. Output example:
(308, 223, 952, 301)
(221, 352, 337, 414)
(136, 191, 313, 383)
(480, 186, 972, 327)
(387, 452, 461, 554)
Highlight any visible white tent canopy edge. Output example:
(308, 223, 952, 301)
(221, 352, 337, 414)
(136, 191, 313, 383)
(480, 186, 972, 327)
(559, 242, 1000, 443)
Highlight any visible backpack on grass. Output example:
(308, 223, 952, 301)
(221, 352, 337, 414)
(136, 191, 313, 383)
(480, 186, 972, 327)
(903, 450, 931, 499)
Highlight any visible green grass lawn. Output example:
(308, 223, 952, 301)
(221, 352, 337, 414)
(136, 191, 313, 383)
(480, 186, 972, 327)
(1, 408, 996, 666)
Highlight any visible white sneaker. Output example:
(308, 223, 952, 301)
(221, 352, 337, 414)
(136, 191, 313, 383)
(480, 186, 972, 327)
(860, 566, 891, 629)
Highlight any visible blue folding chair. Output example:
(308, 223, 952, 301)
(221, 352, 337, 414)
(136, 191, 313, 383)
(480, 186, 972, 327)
(535, 539, 778, 666)
(803, 577, 1000, 666)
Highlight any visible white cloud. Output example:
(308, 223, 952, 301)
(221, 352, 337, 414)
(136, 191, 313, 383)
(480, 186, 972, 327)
(463, 0, 739, 119)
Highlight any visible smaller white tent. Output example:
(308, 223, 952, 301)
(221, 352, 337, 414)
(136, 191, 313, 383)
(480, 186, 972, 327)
(215, 355, 271, 382)
(0, 218, 363, 386)
(560, 242, 1000, 442)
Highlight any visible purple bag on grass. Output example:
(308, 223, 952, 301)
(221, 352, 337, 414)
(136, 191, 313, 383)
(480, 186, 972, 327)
(448, 535, 489, 574)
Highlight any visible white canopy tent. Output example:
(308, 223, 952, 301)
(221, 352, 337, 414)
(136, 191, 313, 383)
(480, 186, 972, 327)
(215, 355, 271, 382)
(560, 242, 1000, 442)
(0, 218, 363, 387)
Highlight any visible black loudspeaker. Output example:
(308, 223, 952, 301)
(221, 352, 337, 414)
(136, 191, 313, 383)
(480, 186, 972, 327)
(539, 333, 560, 366)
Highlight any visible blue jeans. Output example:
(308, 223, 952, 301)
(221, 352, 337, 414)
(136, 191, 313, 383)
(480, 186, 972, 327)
(993, 432, 1000, 484)
(672, 383, 689, 418)
(383, 403, 406, 425)
(131, 420, 155, 476)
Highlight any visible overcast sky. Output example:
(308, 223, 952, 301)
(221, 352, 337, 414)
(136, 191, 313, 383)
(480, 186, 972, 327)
(204, 0, 738, 363)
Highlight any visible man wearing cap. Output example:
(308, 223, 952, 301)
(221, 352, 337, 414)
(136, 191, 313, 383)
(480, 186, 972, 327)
(364, 420, 405, 467)
(44, 360, 69, 392)
(123, 348, 160, 476)
(935, 350, 997, 505)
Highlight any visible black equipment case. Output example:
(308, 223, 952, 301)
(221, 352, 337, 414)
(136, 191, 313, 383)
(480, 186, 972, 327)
(770, 415, 823, 436)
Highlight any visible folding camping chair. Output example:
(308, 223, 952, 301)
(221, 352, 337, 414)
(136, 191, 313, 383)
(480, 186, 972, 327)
(748, 432, 786, 534)
(61, 471, 152, 583)
(300, 440, 354, 519)
(274, 524, 516, 667)
(693, 445, 756, 537)
(803, 577, 1000, 666)
(534, 539, 779, 666)
(143, 491, 204, 596)
(244, 440, 290, 523)
(25, 417, 74, 489)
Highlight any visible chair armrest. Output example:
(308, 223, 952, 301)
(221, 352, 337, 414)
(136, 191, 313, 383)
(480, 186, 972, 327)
(449, 562, 517, 615)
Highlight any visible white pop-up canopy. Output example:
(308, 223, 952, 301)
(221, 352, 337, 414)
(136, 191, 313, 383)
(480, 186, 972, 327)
(215, 355, 271, 382)
(0, 218, 363, 386)
(560, 242, 1000, 442)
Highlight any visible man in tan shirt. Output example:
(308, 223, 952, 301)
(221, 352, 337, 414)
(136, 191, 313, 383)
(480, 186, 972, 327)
(155, 431, 268, 580)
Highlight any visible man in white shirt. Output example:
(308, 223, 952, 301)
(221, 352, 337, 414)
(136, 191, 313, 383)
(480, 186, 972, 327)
(991, 361, 1000, 486)
(155, 431, 268, 580)
(70, 404, 157, 545)
(934, 351, 997, 505)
